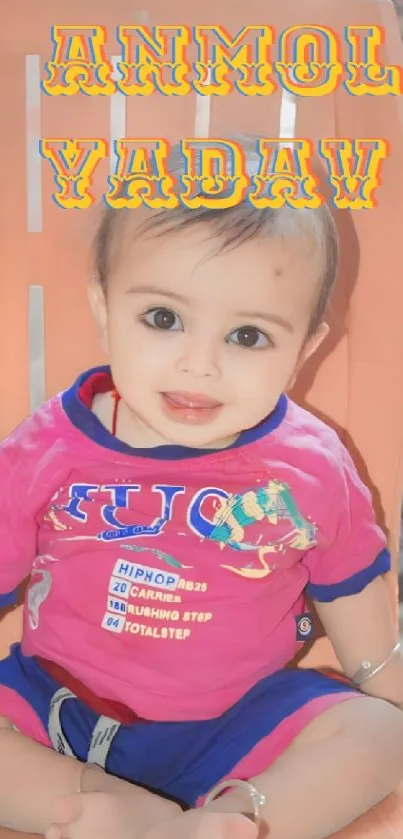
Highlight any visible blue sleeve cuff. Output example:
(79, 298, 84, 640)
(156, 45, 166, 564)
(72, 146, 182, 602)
(0, 588, 18, 608)
(306, 548, 391, 603)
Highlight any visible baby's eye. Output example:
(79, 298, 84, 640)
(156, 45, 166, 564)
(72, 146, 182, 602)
(142, 308, 183, 331)
(227, 326, 273, 349)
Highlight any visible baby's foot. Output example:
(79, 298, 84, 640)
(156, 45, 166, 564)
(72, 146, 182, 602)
(45, 789, 181, 839)
(143, 808, 258, 839)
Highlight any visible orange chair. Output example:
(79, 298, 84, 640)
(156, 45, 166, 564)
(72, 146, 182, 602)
(1, 0, 403, 835)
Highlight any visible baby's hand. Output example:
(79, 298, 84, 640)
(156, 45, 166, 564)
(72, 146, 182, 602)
(44, 788, 180, 839)
(45, 791, 258, 839)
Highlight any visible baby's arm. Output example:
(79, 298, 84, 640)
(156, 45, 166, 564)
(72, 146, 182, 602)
(0, 431, 46, 603)
(0, 716, 181, 834)
(303, 440, 403, 702)
(316, 574, 403, 705)
(0, 419, 182, 834)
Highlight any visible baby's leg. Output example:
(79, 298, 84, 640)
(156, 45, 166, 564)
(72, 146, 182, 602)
(47, 668, 403, 839)
(209, 694, 403, 839)
(0, 712, 82, 831)
(50, 694, 403, 839)
(0, 645, 181, 835)
(0, 714, 180, 835)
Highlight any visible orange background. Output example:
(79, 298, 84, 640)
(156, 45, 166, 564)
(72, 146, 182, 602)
(1, 1, 403, 836)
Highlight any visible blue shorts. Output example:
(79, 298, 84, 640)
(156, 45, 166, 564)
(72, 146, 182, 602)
(0, 643, 360, 807)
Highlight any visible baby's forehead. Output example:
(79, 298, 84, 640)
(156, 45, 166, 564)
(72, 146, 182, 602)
(113, 215, 323, 325)
(114, 203, 325, 271)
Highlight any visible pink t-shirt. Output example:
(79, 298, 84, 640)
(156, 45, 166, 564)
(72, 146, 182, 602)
(0, 367, 389, 721)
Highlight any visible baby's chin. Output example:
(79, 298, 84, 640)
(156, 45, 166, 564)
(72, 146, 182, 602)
(156, 422, 240, 451)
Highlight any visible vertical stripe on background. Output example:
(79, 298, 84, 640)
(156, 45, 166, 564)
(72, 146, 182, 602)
(26, 55, 42, 232)
(28, 285, 46, 411)
(279, 89, 297, 145)
(109, 12, 148, 172)
(194, 68, 212, 137)
(110, 56, 127, 174)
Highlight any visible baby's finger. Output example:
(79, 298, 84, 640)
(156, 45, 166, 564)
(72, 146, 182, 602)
(223, 814, 259, 839)
(45, 823, 70, 839)
(50, 793, 83, 826)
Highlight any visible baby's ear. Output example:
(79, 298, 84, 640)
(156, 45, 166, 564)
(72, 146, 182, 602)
(286, 322, 329, 390)
(302, 322, 330, 364)
(88, 274, 108, 349)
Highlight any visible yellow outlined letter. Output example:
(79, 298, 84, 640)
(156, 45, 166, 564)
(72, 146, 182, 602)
(179, 140, 248, 208)
(105, 139, 177, 208)
(117, 26, 191, 95)
(42, 26, 115, 95)
(249, 139, 322, 208)
(40, 139, 107, 208)
(193, 26, 275, 96)
(276, 26, 343, 96)
(319, 138, 388, 209)
(345, 26, 403, 95)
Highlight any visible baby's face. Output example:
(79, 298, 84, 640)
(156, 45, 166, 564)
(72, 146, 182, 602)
(94, 223, 325, 449)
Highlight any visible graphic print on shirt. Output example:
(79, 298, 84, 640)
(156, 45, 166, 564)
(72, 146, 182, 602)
(207, 480, 317, 578)
(41, 477, 317, 641)
(27, 554, 60, 629)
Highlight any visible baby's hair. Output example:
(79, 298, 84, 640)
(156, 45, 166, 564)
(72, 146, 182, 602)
(94, 136, 339, 337)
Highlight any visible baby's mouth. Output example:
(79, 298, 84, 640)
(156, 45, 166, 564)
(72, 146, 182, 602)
(162, 391, 222, 410)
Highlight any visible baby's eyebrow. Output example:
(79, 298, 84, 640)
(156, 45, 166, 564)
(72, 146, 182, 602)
(126, 284, 188, 303)
(235, 312, 294, 333)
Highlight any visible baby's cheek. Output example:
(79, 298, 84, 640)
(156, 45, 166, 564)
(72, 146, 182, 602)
(239, 374, 279, 417)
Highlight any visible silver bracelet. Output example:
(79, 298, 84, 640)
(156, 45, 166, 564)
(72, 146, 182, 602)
(204, 779, 267, 823)
(351, 640, 401, 686)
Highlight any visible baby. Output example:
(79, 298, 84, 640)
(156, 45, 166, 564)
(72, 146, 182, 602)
(1, 138, 403, 839)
